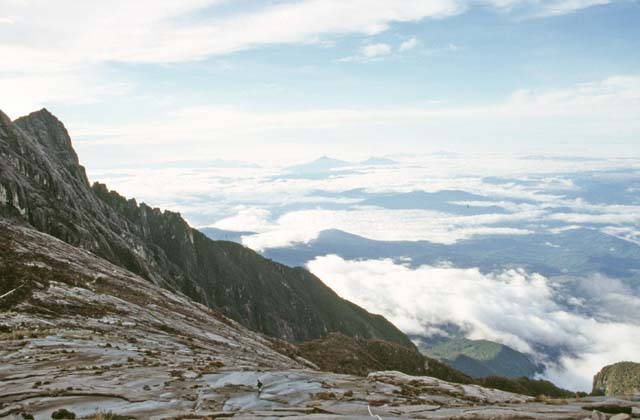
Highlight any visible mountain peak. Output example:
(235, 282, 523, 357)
(0, 109, 12, 126)
(14, 108, 80, 165)
(313, 155, 350, 164)
(287, 156, 352, 174)
(0, 109, 413, 347)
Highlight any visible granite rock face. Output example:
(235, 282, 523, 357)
(0, 108, 410, 346)
(593, 362, 640, 397)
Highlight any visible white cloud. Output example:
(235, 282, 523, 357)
(601, 226, 640, 246)
(307, 254, 640, 391)
(0, 0, 609, 69)
(1, 0, 465, 116)
(548, 212, 640, 225)
(88, 155, 640, 235)
(1, 0, 463, 68)
(212, 206, 538, 251)
(339, 42, 394, 62)
(487, 0, 611, 17)
(399, 36, 419, 52)
(529, 0, 611, 17)
(362, 42, 393, 58)
(0, 0, 618, 117)
(211, 206, 271, 232)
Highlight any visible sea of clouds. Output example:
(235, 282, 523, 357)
(308, 255, 640, 391)
(89, 153, 640, 391)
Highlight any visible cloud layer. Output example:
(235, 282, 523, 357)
(307, 254, 640, 391)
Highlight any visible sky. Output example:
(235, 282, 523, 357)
(1, 0, 640, 167)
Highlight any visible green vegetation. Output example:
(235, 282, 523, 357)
(418, 336, 539, 378)
(299, 333, 578, 398)
(478, 376, 581, 398)
(298, 333, 433, 377)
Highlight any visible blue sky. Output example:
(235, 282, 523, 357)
(1, 0, 639, 166)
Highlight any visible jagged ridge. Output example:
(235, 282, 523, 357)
(0, 108, 411, 346)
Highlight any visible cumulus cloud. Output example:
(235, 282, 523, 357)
(307, 255, 640, 391)
(339, 42, 395, 62)
(362, 43, 393, 58)
(399, 36, 419, 52)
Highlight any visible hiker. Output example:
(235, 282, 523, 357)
(257, 379, 263, 394)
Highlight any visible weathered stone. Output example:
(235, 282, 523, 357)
(592, 411, 607, 420)
(610, 414, 631, 420)
(593, 362, 640, 397)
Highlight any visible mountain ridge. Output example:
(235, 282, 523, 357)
(0, 108, 412, 347)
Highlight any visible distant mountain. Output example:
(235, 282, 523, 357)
(262, 228, 640, 280)
(199, 226, 255, 243)
(360, 157, 397, 166)
(593, 361, 640, 396)
(414, 335, 541, 379)
(0, 108, 413, 347)
(286, 156, 352, 174)
(298, 333, 576, 399)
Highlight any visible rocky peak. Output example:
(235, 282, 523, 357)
(0, 109, 12, 127)
(14, 108, 81, 168)
(593, 361, 640, 396)
(0, 108, 414, 346)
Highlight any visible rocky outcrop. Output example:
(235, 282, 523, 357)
(593, 362, 640, 396)
(0, 108, 412, 347)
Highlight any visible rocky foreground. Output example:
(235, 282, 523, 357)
(2, 222, 640, 420)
